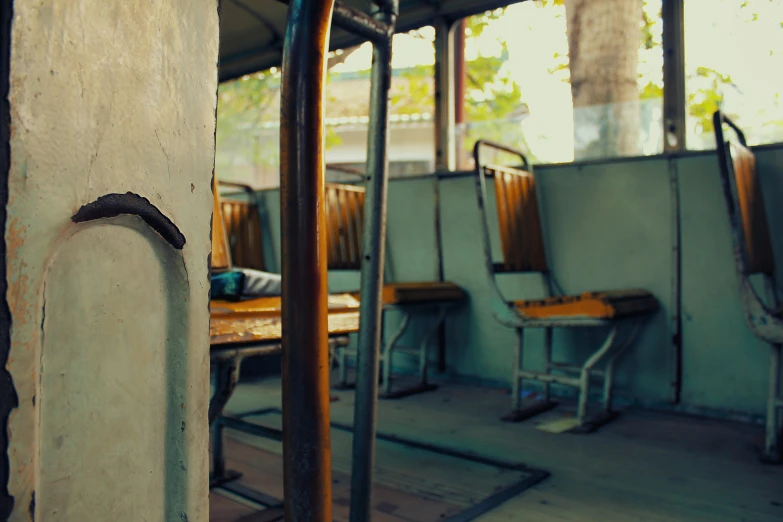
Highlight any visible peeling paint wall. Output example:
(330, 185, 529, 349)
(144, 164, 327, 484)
(4, 1, 219, 520)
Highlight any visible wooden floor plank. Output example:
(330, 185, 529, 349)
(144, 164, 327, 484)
(213, 437, 465, 522)
(209, 491, 256, 522)
(213, 375, 783, 522)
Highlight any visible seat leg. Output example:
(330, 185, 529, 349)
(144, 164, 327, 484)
(543, 327, 553, 403)
(602, 321, 642, 413)
(577, 367, 591, 426)
(338, 344, 348, 386)
(512, 327, 523, 412)
(381, 311, 410, 397)
(573, 327, 618, 431)
(211, 417, 226, 479)
(209, 356, 241, 427)
(418, 307, 448, 385)
(379, 310, 437, 399)
(603, 355, 617, 414)
(762, 342, 782, 464)
(502, 327, 558, 422)
(209, 358, 243, 487)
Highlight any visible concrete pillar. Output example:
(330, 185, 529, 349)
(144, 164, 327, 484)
(1, 1, 219, 520)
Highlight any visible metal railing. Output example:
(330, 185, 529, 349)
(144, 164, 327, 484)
(279, 0, 397, 520)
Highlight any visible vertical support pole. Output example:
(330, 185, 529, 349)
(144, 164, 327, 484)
(433, 18, 455, 173)
(668, 158, 683, 404)
(279, 0, 335, 519)
(663, 1, 686, 400)
(662, 0, 686, 152)
(453, 19, 466, 170)
(433, 18, 455, 373)
(765, 342, 781, 461)
(543, 327, 552, 402)
(511, 328, 523, 412)
(350, 2, 398, 521)
(764, 279, 782, 462)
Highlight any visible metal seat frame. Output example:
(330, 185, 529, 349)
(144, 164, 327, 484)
(334, 301, 452, 398)
(473, 139, 655, 433)
(714, 110, 782, 463)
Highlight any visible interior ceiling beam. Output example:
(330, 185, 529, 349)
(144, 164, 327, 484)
(218, 0, 529, 82)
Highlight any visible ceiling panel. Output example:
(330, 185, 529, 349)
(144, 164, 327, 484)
(218, 0, 524, 81)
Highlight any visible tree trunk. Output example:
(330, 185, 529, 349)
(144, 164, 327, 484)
(565, 0, 643, 159)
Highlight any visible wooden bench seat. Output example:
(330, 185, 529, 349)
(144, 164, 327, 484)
(210, 311, 360, 346)
(210, 293, 361, 345)
(211, 179, 465, 398)
(346, 282, 466, 306)
(211, 293, 360, 317)
(515, 289, 657, 321)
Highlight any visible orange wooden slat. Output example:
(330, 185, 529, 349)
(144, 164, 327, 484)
(345, 190, 362, 269)
(337, 186, 363, 270)
(211, 178, 232, 270)
(324, 186, 335, 268)
(731, 143, 775, 275)
(513, 174, 529, 271)
(522, 175, 540, 271)
(237, 203, 247, 266)
(504, 171, 524, 271)
(336, 187, 353, 266)
(247, 207, 266, 270)
(333, 187, 348, 268)
(357, 190, 365, 251)
(326, 186, 342, 268)
(527, 174, 548, 271)
(488, 166, 548, 273)
(492, 169, 514, 271)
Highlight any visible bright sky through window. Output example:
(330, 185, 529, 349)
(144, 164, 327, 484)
(333, 0, 783, 156)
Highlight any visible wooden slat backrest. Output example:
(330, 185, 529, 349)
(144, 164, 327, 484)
(730, 143, 774, 275)
(714, 111, 775, 276)
(485, 164, 548, 273)
(221, 199, 267, 271)
(211, 176, 232, 271)
(324, 183, 365, 270)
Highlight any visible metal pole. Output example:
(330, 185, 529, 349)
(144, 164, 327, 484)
(279, 0, 335, 518)
(272, 0, 390, 44)
(349, 1, 397, 520)
(433, 18, 455, 172)
(453, 19, 466, 169)
(663, 0, 685, 402)
(662, 0, 686, 152)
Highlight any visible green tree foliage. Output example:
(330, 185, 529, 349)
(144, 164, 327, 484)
(216, 58, 346, 173)
(684, 0, 781, 140)
(464, 9, 523, 123)
(215, 70, 280, 171)
(389, 64, 434, 115)
(687, 67, 736, 134)
(460, 9, 533, 159)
